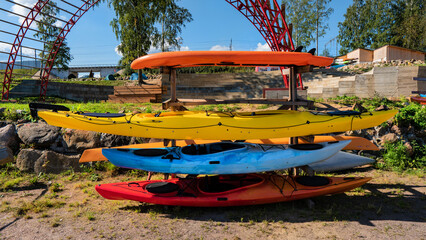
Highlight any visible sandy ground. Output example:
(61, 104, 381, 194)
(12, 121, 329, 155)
(0, 167, 425, 240)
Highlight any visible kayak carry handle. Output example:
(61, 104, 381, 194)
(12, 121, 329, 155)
(29, 102, 70, 119)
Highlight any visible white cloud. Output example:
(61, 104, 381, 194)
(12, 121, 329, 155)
(20, 47, 35, 56)
(114, 45, 122, 57)
(0, 43, 34, 56)
(11, 1, 65, 28)
(0, 43, 11, 52)
(0, 43, 11, 61)
(255, 42, 271, 51)
(0, 43, 35, 62)
(147, 46, 161, 54)
(180, 46, 190, 51)
(10, 0, 37, 24)
(210, 45, 229, 51)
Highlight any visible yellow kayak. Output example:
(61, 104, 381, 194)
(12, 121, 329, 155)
(37, 108, 397, 140)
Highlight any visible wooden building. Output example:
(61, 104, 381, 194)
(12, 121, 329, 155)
(341, 45, 425, 63)
(373, 45, 425, 62)
(346, 48, 373, 63)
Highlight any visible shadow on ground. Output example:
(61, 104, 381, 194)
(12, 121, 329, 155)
(120, 182, 425, 226)
(0, 183, 48, 232)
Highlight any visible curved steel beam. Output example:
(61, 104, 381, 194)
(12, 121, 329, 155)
(39, 0, 101, 99)
(2, 0, 50, 100)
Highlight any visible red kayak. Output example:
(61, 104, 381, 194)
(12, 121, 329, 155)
(96, 174, 371, 207)
(411, 96, 426, 105)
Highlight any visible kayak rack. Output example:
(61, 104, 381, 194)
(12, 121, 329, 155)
(161, 64, 316, 155)
(161, 65, 313, 113)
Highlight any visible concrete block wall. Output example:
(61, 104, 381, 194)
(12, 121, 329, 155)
(161, 71, 286, 101)
(9, 80, 114, 102)
(305, 66, 425, 98)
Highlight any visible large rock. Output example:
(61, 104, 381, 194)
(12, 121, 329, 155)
(391, 125, 402, 135)
(0, 124, 20, 153)
(0, 146, 14, 165)
(63, 129, 100, 152)
(17, 122, 61, 148)
(100, 133, 132, 147)
(16, 148, 44, 172)
(381, 133, 398, 144)
(34, 151, 80, 174)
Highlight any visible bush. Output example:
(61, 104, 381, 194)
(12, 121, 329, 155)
(383, 140, 426, 171)
(394, 103, 426, 129)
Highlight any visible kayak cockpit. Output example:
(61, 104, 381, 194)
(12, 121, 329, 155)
(181, 142, 246, 155)
(198, 174, 264, 193)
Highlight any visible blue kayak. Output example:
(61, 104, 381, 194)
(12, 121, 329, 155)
(102, 141, 350, 174)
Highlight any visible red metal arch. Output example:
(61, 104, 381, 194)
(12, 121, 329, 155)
(1, 0, 100, 100)
(3, 0, 299, 100)
(2, 0, 50, 100)
(226, 0, 303, 88)
(39, 0, 101, 99)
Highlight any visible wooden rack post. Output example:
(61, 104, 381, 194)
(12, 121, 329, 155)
(170, 67, 177, 112)
(289, 66, 298, 145)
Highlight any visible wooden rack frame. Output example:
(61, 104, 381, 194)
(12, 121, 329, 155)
(162, 65, 314, 112)
(162, 65, 318, 148)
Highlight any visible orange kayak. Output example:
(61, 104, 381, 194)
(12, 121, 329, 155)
(131, 51, 334, 69)
(80, 136, 378, 163)
(410, 96, 426, 105)
(96, 174, 371, 207)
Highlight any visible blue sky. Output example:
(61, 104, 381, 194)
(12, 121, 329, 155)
(0, 0, 353, 66)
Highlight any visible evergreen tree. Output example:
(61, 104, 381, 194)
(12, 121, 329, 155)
(34, 1, 72, 70)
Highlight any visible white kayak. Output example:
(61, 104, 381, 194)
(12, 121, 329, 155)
(309, 151, 375, 172)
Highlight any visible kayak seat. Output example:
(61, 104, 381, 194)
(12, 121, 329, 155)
(326, 110, 361, 116)
(289, 144, 323, 150)
(181, 144, 207, 155)
(145, 182, 179, 194)
(295, 176, 330, 186)
(133, 149, 169, 157)
(81, 112, 126, 118)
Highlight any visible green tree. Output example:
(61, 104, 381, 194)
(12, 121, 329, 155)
(338, 0, 425, 54)
(338, 0, 374, 54)
(152, 1, 192, 52)
(107, 0, 192, 68)
(34, 1, 72, 70)
(282, 0, 316, 49)
(282, 0, 332, 53)
(393, 0, 425, 51)
(313, 0, 333, 55)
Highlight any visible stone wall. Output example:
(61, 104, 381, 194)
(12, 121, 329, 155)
(161, 71, 298, 101)
(304, 66, 426, 98)
(9, 80, 114, 102)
